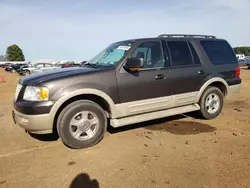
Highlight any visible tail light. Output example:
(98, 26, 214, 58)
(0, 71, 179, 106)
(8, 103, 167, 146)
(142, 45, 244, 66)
(235, 65, 240, 78)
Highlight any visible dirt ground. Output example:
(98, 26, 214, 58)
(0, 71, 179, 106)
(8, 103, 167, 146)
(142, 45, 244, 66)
(0, 68, 250, 188)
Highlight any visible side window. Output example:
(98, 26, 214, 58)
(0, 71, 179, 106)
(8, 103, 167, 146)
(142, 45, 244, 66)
(45, 64, 52, 67)
(167, 41, 193, 67)
(131, 41, 163, 69)
(188, 42, 201, 65)
(36, 64, 44, 68)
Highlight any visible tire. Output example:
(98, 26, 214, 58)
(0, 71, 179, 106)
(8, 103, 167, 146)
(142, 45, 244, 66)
(199, 86, 224, 120)
(57, 100, 107, 149)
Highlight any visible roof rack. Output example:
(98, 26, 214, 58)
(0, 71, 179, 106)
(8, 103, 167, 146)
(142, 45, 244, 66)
(158, 34, 216, 39)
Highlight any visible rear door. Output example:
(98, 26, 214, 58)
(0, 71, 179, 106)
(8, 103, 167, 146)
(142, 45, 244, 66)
(163, 40, 208, 104)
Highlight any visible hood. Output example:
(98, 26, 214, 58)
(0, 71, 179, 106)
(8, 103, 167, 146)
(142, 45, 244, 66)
(20, 67, 101, 85)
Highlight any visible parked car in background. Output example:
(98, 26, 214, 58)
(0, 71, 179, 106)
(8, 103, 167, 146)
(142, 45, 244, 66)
(5, 63, 27, 72)
(17, 64, 31, 75)
(4, 64, 15, 72)
(236, 54, 245, 60)
(21, 63, 61, 75)
(10, 63, 28, 73)
(246, 61, 250, 69)
(238, 59, 247, 66)
(0, 63, 12, 68)
(61, 62, 81, 68)
(0, 63, 6, 68)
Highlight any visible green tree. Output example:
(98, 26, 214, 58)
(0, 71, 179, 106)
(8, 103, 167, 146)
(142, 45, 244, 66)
(6, 44, 25, 61)
(233, 47, 250, 56)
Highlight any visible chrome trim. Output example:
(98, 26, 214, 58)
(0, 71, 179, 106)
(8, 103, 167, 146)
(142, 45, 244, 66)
(110, 104, 200, 128)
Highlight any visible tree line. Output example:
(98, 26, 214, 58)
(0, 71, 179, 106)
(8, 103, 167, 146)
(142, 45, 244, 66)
(233, 47, 250, 56)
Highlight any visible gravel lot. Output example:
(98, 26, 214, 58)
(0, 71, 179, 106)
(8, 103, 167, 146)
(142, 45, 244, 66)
(0, 68, 250, 188)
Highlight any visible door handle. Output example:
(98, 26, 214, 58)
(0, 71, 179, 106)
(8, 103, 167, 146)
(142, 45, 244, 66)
(198, 70, 205, 75)
(155, 74, 165, 80)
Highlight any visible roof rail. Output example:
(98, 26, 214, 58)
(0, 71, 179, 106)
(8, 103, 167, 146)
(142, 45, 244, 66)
(158, 34, 216, 39)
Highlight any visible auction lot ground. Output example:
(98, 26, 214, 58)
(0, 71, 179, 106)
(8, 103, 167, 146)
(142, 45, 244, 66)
(0, 68, 250, 188)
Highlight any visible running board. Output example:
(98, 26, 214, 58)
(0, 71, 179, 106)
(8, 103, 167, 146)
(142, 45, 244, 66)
(110, 104, 200, 128)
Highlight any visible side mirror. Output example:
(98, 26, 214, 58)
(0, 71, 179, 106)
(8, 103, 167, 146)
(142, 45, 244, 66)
(124, 57, 144, 71)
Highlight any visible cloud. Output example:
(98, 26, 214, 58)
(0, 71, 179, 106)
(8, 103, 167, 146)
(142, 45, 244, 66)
(0, 0, 249, 60)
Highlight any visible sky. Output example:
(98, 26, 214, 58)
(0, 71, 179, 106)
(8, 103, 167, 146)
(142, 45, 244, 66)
(0, 0, 250, 61)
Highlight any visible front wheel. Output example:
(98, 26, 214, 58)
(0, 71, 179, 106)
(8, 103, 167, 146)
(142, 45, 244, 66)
(57, 100, 107, 149)
(199, 86, 224, 120)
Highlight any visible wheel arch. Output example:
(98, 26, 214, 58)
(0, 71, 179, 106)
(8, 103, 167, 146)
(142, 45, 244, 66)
(196, 77, 229, 102)
(49, 89, 116, 133)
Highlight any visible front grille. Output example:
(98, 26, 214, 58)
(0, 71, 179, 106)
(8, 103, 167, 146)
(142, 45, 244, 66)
(15, 84, 22, 101)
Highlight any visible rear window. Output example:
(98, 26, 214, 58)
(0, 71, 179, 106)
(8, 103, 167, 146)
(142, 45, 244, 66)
(200, 40, 237, 65)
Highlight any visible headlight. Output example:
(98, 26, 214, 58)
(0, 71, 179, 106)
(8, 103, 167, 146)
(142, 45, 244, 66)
(23, 86, 49, 101)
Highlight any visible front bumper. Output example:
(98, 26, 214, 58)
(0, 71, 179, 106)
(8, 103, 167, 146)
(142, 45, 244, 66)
(12, 109, 53, 134)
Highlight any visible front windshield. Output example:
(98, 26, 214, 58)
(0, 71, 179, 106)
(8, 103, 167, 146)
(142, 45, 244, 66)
(86, 41, 134, 67)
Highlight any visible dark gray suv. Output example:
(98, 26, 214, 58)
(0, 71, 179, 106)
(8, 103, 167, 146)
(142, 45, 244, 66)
(13, 34, 241, 149)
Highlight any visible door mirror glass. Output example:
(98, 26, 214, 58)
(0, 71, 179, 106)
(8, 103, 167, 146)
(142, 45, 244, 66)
(124, 57, 144, 71)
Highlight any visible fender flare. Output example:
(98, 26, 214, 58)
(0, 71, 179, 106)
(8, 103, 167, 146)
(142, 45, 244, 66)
(196, 77, 229, 102)
(48, 88, 116, 126)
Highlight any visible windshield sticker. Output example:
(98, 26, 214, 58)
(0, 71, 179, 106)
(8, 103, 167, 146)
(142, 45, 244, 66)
(117, 46, 131, 51)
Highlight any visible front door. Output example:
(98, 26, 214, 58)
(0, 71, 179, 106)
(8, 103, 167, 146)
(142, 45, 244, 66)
(116, 40, 172, 116)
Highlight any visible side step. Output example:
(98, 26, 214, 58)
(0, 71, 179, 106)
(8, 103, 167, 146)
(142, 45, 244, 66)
(110, 104, 200, 128)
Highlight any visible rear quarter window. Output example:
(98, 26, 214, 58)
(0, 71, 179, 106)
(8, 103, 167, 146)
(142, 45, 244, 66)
(200, 40, 237, 65)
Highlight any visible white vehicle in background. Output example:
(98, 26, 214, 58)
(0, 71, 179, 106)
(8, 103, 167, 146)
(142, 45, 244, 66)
(236, 54, 245, 60)
(21, 63, 61, 76)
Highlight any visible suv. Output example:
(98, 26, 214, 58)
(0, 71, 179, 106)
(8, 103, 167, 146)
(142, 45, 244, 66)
(12, 34, 241, 149)
(9, 63, 28, 73)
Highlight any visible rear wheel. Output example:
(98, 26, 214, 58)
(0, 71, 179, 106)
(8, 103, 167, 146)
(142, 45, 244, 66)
(57, 100, 107, 149)
(199, 86, 224, 120)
